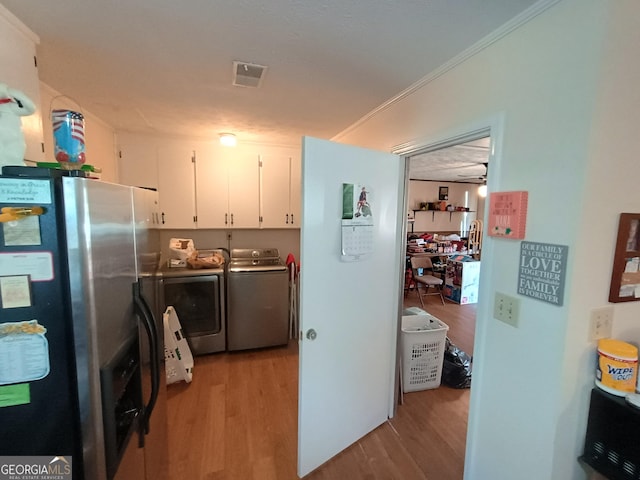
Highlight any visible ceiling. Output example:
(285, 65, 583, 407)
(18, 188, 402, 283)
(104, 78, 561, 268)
(409, 137, 490, 184)
(3, 0, 537, 180)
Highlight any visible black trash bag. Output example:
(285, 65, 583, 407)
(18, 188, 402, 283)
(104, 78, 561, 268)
(441, 337, 472, 389)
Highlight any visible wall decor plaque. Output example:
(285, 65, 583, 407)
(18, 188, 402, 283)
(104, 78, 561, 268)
(488, 191, 528, 239)
(518, 241, 568, 306)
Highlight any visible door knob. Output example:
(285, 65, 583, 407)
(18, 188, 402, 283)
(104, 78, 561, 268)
(306, 329, 317, 341)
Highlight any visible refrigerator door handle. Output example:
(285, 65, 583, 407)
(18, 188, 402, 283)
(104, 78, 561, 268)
(132, 281, 160, 436)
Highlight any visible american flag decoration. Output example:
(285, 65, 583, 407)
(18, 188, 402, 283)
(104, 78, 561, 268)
(52, 109, 86, 168)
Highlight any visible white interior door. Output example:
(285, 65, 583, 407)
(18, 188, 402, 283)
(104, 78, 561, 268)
(298, 136, 404, 477)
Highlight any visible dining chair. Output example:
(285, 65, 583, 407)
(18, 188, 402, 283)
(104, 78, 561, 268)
(410, 255, 445, 307)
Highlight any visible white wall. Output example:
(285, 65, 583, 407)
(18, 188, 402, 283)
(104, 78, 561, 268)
(39, 83, 118, 182)
(555, 1, 640, 478)
(336, 1, 632, 479)
(408, 180, 479, 234)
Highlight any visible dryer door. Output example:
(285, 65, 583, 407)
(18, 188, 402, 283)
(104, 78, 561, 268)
(161, 275, 225, 354)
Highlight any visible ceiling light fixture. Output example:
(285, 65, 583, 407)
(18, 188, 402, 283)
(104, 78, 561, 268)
(478, 184, 487, 198)
(219, 133, 237, 147)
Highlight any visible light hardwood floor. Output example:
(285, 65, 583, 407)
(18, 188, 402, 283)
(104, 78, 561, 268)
(167, 295, 476, 479)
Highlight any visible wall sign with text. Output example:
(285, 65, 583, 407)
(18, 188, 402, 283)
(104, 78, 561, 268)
(488, 191, 528, 239)
(518, 241, 569, 306)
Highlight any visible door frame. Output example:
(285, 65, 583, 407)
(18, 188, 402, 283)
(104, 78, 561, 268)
(390, 114, 505, 471)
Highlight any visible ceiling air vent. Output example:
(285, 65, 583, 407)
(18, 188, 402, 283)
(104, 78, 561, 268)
(232, 61, 268, 88)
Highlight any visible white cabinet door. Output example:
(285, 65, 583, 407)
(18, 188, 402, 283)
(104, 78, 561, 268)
(196, 147, 259, 229)
(260, 149, 301, 228)
(194, 147, 229, 228)
(227, 151, 260, 228)
(289, 155, 301, 227)
(146, 188, 160, 227)
(0, 10, 43, 163)
(133, 187, 156, 228)
(260, 154, 290, 228)
(118, 143, 158, 189)
(157, 146, 196, 229)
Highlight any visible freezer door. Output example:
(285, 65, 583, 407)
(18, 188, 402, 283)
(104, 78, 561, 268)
(63, 177, 142, 480)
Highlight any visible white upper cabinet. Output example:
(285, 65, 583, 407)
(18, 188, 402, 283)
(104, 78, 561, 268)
(196, 145, 260, 228)
(115, 134, 297, 230)
(0, 6, 44, 163)
(289, 153, 301, 226)
(260, 148, 301, 228)
(133, 187, 160, 229)
(118, 143, 158, 190)
(157, 145, 196, 229)
(226, 150, 260, 228)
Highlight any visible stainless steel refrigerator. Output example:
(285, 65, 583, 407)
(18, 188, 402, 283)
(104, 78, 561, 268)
(0, 167, 168, 480)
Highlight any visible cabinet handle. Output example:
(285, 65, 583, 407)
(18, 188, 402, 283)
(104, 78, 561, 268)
(161, 212, 165, 225)
(230, 213, 234, 225)
(225, 213, 228, 225)
(291, 213, 294, 225)
(285, 213, 289, 224)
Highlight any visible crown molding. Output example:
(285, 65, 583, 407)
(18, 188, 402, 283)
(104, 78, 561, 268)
(0, 3, 39, 44)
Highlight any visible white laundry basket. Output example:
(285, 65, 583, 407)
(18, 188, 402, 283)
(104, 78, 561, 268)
(401, 308, 449, 392)
(163, 306, 194, 384)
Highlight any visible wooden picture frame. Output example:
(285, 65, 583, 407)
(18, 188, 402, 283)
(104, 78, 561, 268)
(609, 213, 640, 302)
(438, 186, 448, 201)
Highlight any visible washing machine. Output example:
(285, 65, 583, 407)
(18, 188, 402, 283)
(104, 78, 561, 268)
(227, 248, 289, 351)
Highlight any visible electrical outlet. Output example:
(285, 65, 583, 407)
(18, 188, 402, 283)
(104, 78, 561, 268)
(494, 292, 520, 327)
(589, 306, 614, 341)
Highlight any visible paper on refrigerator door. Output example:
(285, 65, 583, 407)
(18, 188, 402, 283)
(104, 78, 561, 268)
(0, 320, 50, 385)
(0, 252, 54, 281)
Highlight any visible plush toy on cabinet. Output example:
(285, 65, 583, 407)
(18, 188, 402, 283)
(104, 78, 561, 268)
(0, 82, 36, 168)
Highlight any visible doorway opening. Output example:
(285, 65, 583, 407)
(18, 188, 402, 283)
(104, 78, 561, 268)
(396, 128, 493, 478)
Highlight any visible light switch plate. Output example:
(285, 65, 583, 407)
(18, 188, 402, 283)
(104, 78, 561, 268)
(494, 292, 520, 327)
(589, 306, 614, 341)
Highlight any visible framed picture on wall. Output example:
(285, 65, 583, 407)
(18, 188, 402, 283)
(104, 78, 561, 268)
(487, 191, 528, 239)
(609, 213, 640, 302)
(439, 186, 448, 201)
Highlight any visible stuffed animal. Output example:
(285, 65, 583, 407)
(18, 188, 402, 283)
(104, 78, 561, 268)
(0, 82, 36, 168)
